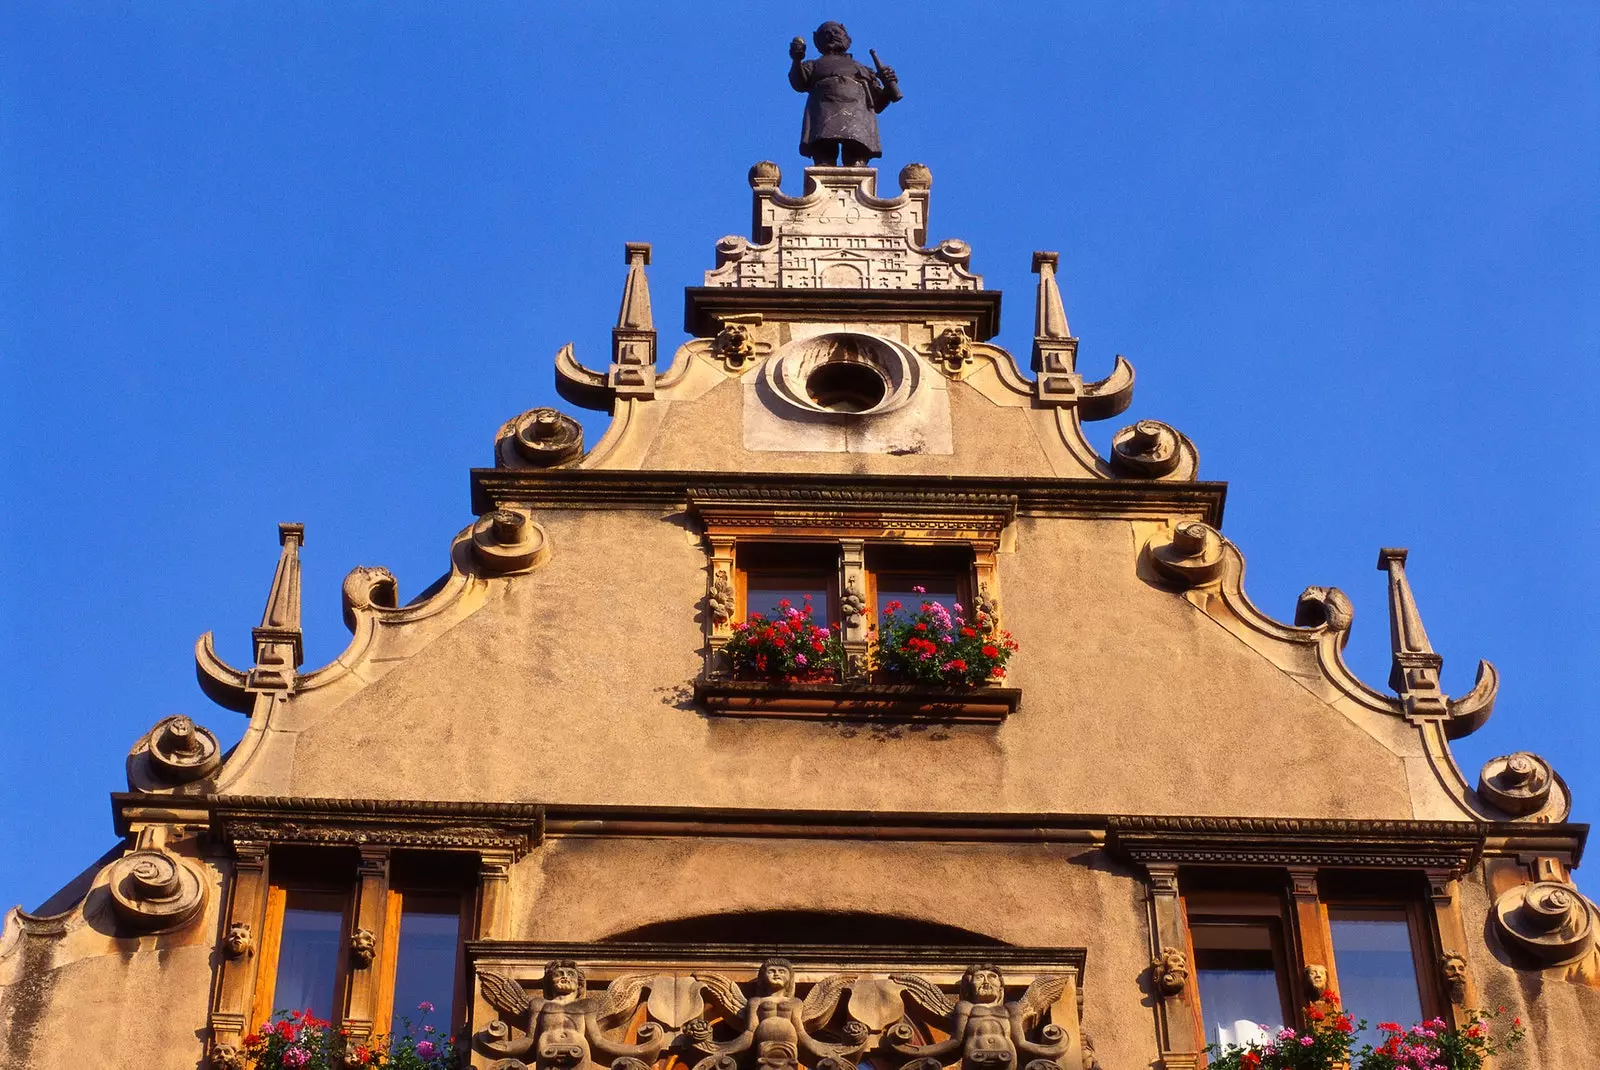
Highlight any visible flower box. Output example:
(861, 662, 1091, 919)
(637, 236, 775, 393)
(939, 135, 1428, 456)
(694, 679, 1021, 723)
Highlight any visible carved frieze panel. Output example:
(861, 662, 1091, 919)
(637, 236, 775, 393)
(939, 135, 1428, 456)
(467, 944, 1091, 1070)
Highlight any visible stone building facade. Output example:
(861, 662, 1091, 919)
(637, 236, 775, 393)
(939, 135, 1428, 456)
(1, 160, 1596, 1069)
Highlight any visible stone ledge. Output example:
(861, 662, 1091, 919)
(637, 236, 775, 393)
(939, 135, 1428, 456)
(694, 679, 1020, 723)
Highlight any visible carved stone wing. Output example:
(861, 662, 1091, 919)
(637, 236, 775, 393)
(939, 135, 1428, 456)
(1015, 974, 1071, 1029)
(480, 970, 533, 1019)
(888, 973, 954, 1019)
(800, 972, 857, 1028)
(596, 972, 657, 1020)
(693, 972, 748, 1018)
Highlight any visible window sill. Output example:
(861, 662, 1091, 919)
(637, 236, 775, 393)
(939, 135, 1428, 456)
(693, 679, 1020, 723)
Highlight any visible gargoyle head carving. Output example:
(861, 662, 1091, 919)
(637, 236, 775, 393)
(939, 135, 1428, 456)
(1441, 951, 1468, 1004)
(1151, 947, 1188, 996)
(349, 927, 376, 969)
(224, 922, 253, 958)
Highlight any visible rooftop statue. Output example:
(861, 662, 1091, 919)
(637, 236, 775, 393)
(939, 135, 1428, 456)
(789, 21, 901, 166)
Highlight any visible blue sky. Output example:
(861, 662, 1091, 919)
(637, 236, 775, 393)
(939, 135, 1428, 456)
(2, 4, 1597, 912)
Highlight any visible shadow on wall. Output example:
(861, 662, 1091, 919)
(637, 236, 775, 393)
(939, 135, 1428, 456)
(603, 910, 1009, 946)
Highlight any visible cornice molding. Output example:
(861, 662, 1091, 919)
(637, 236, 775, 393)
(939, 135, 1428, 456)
(1105, 815, 1491, 874)
(467, 939, 1087, 973)
(105, 794, 1587, 865)
(683, 287, 1004, 341)
(471, 469, 1228, 525)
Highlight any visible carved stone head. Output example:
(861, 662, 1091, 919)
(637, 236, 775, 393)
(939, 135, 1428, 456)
(1441, 951, 1468, 1004)
(960, 963, 1005, 1005)
(1304, 964, 1329, 994)
(813, 21, 850, 55)
(349, 927, 376, 969)
(1151, 947, 1188, 996)
(224, 922, 253, 958)
(759, 957, 796, 996)
(545, 958, 587, 997)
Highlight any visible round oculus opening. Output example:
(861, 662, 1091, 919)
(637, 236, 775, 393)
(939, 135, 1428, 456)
(804, 361, 889, 413)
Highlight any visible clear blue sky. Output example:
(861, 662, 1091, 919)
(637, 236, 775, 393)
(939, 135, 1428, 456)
(2, 4, 1597, 913)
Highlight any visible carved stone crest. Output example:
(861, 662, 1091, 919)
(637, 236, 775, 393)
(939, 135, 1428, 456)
(927, 327, 973, 375)
(708, 569, 736, 625)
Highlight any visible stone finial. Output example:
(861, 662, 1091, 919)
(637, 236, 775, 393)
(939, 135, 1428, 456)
(1110, 420, 1182, 477)
(1029, 253, 1135, 420)
(507, 407, 584, 468)
(609, 242, 656, 400)
(248, 523, 305, 692)
(134, 713, 222, 787)
(749, 161, 782, 189)
(1147, 521, 1226, 587)
(1376, 548, 1498, 734)
(898, 162, 932, 191)
(472, 508, 551, 574)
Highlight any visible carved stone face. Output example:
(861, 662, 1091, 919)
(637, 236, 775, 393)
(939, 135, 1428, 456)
(1152, 948, 1188, 996)
(761, 960, 794, 995)
(224, 922, 252, 957)
(965, 967, 1003, 1005)
(1442, 955, 1468, 984)
(550, 966, 582, 998)
(1304, 964, 1328, 992)
(813, 21, 850, 54)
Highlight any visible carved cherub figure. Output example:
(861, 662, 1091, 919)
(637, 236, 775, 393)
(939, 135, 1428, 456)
(479, 959, 665, 1070)
(889, 964, 1072, 1070)
(689, 958, 863, 1068)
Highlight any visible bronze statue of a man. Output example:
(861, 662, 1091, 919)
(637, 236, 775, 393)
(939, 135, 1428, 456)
(788, 22, 901, 166)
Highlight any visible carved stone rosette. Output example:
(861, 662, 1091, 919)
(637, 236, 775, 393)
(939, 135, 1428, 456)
(105, 848, 207, 933)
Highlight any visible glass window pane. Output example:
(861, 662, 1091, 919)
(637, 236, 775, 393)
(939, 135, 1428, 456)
(745, 575, 831, 621)
(1193, 922, 1287, 1049)
(876, 575, 962, 619)
(1330, 912, 1423, 1048)
(390, 906, 460, 1038)
(273, 893, 344, 1022)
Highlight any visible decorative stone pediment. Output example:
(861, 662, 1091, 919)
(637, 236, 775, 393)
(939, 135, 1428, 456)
(705, 165, 980, 292)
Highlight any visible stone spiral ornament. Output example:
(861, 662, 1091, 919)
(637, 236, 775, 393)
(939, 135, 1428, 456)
(1110, 420, 1183, 478)
(107, 848, 207, 932)
(1478, 751, 1557, 817)
(511, 408, 585, 467)
(472, 508, 551, 574)
(145, 715, 222, 783)
(1147, 521, 1225, 587)
(1493, 880, 1596, 965)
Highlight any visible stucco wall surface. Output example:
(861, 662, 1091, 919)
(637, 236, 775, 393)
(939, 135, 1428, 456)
(226, 507, 1441, 820)
(0, 860, 221, 1070)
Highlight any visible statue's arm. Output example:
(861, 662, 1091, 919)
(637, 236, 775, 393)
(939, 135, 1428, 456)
(1009, 1005, 1070, 1059)
(585, 1012, 665, 1060)
(870, 68, 902, 111)
(890, 1004, 969, 1058)
(789, 59, 812, 92)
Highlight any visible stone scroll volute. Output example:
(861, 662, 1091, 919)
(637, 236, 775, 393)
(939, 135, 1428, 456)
(469, 955, 1091, 1070)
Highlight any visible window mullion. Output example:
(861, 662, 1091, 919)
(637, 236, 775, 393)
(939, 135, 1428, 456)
(1286, 866, 1337, 1012)
(342, 846, 392, 1048)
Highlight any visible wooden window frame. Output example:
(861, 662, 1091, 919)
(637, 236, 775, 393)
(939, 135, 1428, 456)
(735, 541, 843, 626)
(1324, 898, 1445, 1024)
(250, 884, 355, 1032)
(1183, 888, 1296, 1054)
(863, 544, 977, 632)
(376, 886, 474, 1042)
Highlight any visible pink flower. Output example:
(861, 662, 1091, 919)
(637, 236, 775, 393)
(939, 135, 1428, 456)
(418, 1001, 435, 1013)
(417, 1039, 437, 1058)
(283, 1049, 310, 1068)
(795, 654, 808, 667)
(912, 585, 926, 593)
(1299, 1036, 1314, 1047)
(816, 627, 830, 638)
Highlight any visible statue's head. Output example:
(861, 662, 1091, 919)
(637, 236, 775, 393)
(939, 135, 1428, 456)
(813, 21, 851, 54)
(758, 957, 797, 996)
(961, 963, 1005, 1005)
(544, 959, 587, 997)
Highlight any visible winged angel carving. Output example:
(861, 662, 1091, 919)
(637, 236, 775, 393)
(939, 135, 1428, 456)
(687, 958, 867, 1070)
(479, 959, 667, 1070)
(888, 965, 1073, 1070)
